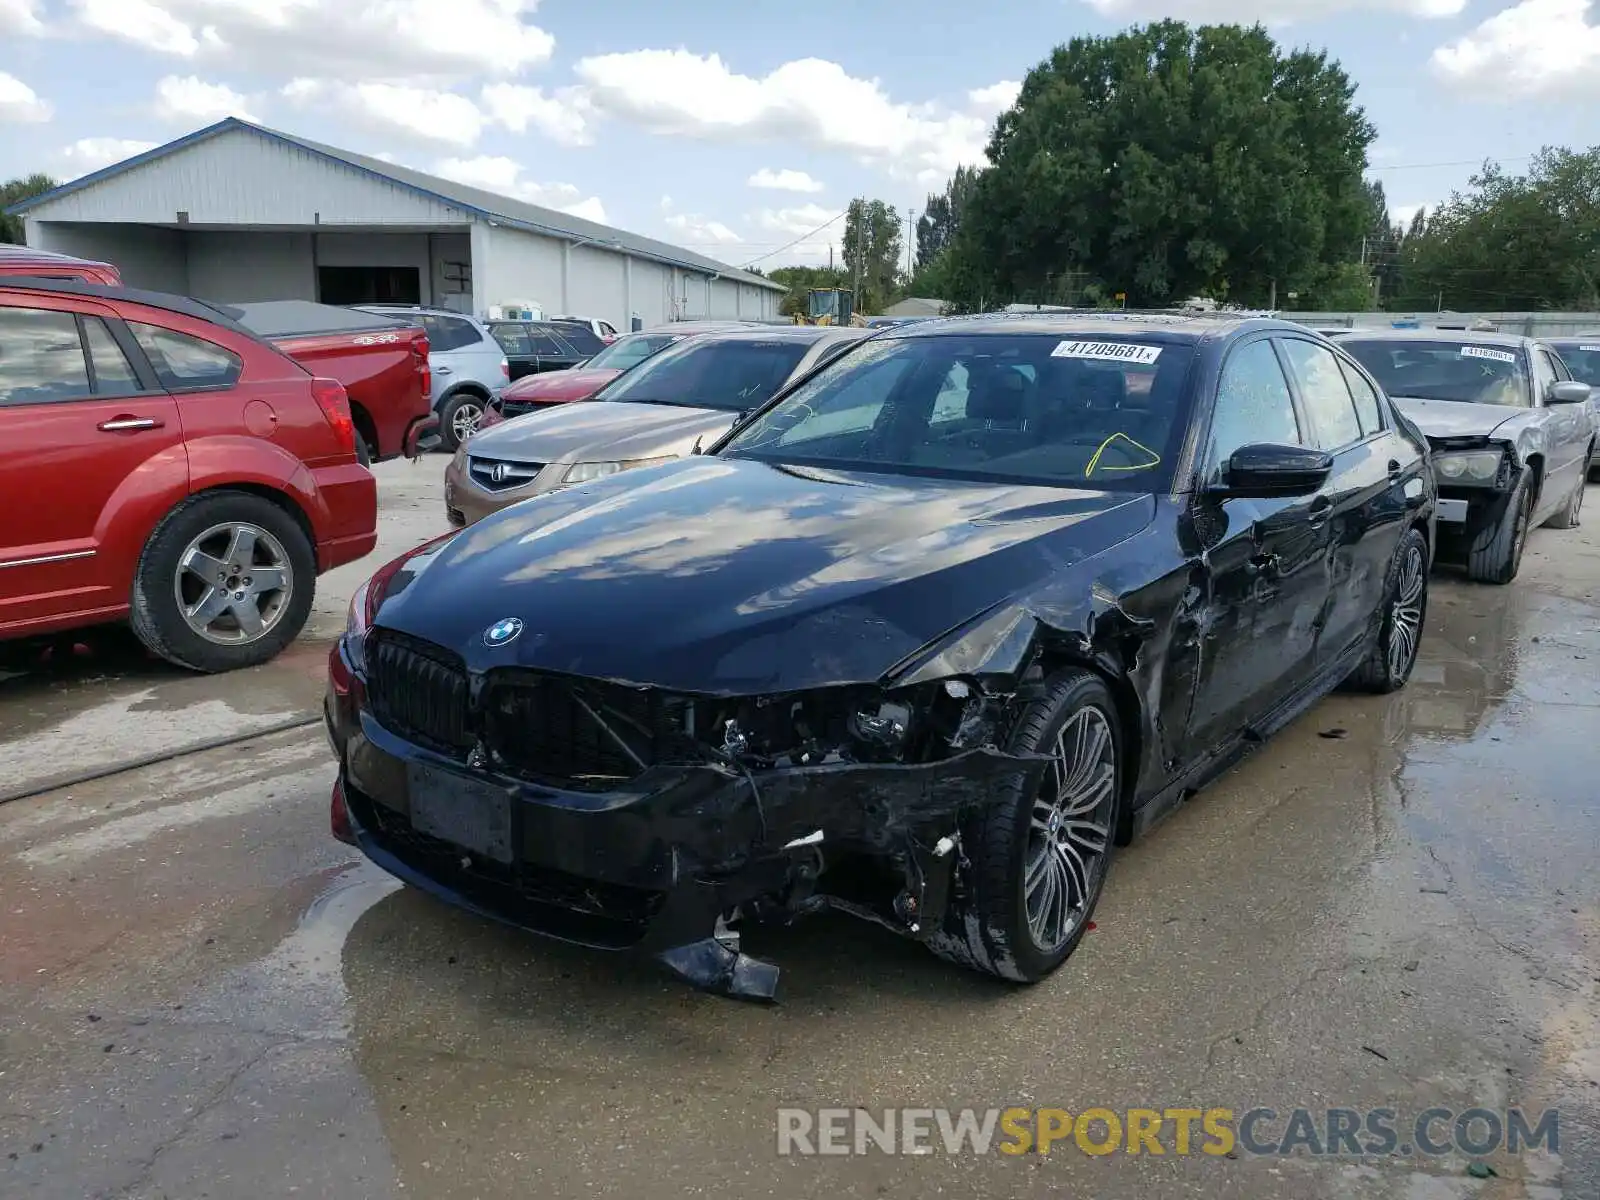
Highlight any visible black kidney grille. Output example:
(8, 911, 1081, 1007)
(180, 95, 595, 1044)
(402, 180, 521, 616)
(485, 673, 687, 789)
(365, 630, 472, 754)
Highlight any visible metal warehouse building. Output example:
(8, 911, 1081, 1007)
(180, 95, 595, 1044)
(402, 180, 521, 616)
(8, 117, 784, 327)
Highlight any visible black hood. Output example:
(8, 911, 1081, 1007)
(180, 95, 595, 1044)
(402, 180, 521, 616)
(374, 458, 1156, 693)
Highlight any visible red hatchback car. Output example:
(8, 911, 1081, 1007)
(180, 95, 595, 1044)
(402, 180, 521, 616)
(0, 279, 377, 672)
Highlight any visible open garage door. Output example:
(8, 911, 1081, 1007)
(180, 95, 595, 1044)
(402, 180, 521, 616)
(318, 266, 422, 305)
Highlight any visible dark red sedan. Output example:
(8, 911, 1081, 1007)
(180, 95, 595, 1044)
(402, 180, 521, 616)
(479, 322, 762, 428)
(0, 278, 377, 672)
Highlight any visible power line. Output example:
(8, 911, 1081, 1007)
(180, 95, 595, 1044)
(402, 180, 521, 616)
(740, 208, 847, 269)
(1367, 154, 1534, 173)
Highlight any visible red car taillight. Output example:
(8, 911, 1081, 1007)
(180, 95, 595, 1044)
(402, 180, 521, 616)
(331, 776, 356, 845)
(500, 357, 510, 380)
(311, 377, 356, 455)
(413, 335, 431, 397)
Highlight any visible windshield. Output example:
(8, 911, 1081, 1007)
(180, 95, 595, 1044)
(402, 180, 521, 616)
(1342, 339, 1531, 407)
(585, 332, 682, 372)
(594, 337, 812, 411)
(1551, 342, 1600, 387)
(718, 333, 1197, 491)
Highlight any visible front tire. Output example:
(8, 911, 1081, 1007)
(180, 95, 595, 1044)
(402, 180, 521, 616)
(1466, 475, 1532, 584)
(928, 669, 1120, 983)
(1348, 527, 1429, 693)
(1543, 463, 1587, 530)
(130, 491, 316, 673)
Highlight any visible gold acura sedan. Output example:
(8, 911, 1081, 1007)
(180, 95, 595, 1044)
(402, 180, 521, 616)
(444, 325, 869, 526)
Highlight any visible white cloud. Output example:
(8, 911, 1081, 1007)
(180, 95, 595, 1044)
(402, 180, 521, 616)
(70, 0, 554, 79)
(58, 137, 160, 176)
(1080, 0, 1461, 16)
(0, 72, 51, 123)
(563, 196, 607, 223)
(665, 212, 742, 244)
(74, 0, 202, 55)
(1, 0, 45, 35)
(155, 74, 255, 123)
(747, 167, 825, 193)
(967, 80, 1020, 116)
(1431, 0, 1600, 95)
(282, 79, 483, 147)
(572, 50, 1004, 184)
(751, 202, 844, 266)
(1389, 202, 1434, 226)
(479, 82, 596, 146)
(432, 155, 607, 223)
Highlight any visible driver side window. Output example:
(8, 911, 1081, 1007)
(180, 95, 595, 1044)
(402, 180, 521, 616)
(1205, 340, 1302, 483)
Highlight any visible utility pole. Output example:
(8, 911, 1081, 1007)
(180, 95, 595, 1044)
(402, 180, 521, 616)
(905, 208, 915, 281)
(1360, 236, 1368, 267)
(852, 196, 862, 310)
(1269, 278, 1277, 310)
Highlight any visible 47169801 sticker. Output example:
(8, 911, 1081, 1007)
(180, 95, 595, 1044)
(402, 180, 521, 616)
(1460, 345, 1517, 364)
(1051, 340, 1163, 365)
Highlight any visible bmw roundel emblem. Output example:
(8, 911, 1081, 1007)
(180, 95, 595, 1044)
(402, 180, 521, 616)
(484, 617, 523, 647)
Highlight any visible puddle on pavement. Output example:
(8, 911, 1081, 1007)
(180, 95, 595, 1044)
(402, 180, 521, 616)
(0, 631, 331, 799)
(175, 862, 400, 1041)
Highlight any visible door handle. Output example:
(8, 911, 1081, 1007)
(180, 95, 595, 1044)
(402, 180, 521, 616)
(1307, 496, 1333, 528)
(1387, 458, 1403, 479)
(436, 366, 454, 375)
(98, 416, 163, 432)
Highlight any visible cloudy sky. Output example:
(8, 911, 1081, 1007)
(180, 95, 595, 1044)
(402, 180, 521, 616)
(0, 0, 1595, 270)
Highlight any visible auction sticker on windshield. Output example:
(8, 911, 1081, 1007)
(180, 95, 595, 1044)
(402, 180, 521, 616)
(1580, 344, 1600, 352)
(1052, 340, 1163, 365)
(1460, 346, 1517, 364)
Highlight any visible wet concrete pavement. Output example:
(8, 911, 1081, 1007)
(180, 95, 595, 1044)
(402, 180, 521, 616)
(0, 458, 447, 803)
(1, 474, 1595, 1200)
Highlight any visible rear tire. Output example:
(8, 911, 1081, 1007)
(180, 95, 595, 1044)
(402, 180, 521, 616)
(438, 391, 486, 451)
(927, 669, 1120, 983)
(355, 431, 373, 468)
(1466, 475, 1531, 584)
(1348, 528, 1428, 693)
(1543, 463, 1587, 530)
(129, 491, 316, 673)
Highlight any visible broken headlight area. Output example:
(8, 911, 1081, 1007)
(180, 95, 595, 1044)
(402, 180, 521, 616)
(1427, 439, 1515, 490)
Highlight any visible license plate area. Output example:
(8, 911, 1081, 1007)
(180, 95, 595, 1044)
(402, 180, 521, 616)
(406, 761, 514, 864)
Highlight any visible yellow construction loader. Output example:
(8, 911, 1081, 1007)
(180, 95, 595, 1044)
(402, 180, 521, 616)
(794, 288, 869, 326)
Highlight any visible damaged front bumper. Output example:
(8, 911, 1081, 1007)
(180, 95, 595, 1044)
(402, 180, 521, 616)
(324, 641, 1042, 999)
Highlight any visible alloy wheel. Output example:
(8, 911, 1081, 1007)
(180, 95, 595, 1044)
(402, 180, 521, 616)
(1387, 542, 1426, 679)
(172, 522, 293, 645)
(451, 401, 484, 443)
(1025, 707, 1116, 952)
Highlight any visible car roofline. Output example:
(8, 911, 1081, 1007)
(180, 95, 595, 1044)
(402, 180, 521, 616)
(0, 276, 268, 342)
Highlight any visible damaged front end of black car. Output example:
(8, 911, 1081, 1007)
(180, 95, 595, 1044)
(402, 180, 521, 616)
(325, 540, 1064, 1000)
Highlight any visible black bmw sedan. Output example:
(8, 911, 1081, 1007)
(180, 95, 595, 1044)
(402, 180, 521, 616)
(325, 314, 1436, 999)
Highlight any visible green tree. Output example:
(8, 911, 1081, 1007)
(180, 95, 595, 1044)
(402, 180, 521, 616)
(1394, 147, 1600, 311)
(842, 198, 903, 314)
(915, 165, 979, 273)
(1303, 261, 1376, 310)
(945, 21, 1375, 310)
(1, 174, 57, 244)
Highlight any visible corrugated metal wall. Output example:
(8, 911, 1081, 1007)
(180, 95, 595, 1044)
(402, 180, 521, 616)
(21, 125, 785, 325)
(24, 128, 466, 227)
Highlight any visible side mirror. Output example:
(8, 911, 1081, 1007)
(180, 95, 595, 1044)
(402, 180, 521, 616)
(1547, 380, 1591, 405)
(1215, 443, 1334, 498)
